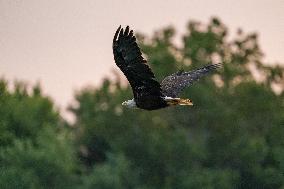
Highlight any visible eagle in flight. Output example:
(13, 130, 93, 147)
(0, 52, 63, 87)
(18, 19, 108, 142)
(113, 26, 221, 110)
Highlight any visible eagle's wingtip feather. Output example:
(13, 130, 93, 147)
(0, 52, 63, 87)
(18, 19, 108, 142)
(124, 26, 130, 36)
(113, 25, 122, 42)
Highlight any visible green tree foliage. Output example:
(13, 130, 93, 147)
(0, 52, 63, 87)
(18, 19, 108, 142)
(70, 18, 284, 189)
(81, 153, 141, 189)
(0, 81, 77, 189)
(0, 80, 59, 146)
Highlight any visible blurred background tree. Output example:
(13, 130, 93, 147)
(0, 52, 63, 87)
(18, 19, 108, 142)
(1, 17, 283, 189)
(0, 80, 78, 189)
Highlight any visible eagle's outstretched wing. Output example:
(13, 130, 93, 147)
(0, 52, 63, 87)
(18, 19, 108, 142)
(161, 63, 222, 97)
(113, 26, 167, 109)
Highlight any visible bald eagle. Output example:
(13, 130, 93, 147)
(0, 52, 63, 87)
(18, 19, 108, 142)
(113, 26, 221, 110)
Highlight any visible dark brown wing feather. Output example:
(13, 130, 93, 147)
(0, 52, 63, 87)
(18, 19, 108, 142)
(161, 63, 222, 97)
(113, 26, 167, 110)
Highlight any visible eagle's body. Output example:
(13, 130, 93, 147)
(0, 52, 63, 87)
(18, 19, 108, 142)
(113, 26, 221, 110)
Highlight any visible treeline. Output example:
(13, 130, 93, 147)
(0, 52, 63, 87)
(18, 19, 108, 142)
(0, 18, 283, 189)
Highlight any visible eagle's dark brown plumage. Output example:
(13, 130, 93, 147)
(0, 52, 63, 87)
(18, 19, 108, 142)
(113, 26, 221, 110)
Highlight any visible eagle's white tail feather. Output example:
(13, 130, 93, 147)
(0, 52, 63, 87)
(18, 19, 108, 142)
(163, 97, 193, 106)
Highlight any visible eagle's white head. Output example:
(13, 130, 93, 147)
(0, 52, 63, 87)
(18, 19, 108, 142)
(122, 99, 137, 109)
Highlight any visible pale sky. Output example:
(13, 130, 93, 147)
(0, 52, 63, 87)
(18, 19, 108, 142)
(1, 0, 284, 119)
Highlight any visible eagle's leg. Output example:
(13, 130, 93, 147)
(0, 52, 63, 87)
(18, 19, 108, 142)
(163, 97, 193, 106)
